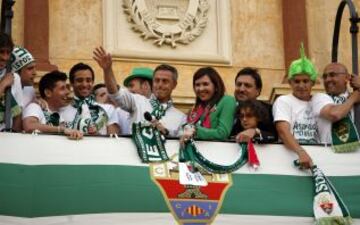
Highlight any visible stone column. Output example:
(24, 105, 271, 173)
(24, 0, 57, 71)
(282, 0, 308, 81)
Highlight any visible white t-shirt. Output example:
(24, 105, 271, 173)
(0, 70, 23, 130)
(22, 86, 36, 108)
(110, 88, 186, 137)
(116, 107, 131, 135)
(23, 102, 66, 125)
(61, 102, 118, 135)
(273, 93, 333, 144)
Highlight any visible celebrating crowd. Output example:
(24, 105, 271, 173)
(1, 33, 360, 169)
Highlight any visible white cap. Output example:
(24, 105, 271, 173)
(11, 47, 35, 72)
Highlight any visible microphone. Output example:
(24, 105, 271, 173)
(144, 112, 155, 122)
(144, 111, 169, 136)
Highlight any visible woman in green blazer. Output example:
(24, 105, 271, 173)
(182, 67, 236, 141)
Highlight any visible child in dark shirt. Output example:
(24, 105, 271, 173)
(236, 100, 275, 143)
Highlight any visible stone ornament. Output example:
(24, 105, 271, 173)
(123, 0, 210, 48)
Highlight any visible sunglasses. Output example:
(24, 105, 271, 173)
(322, 72, 347, 79)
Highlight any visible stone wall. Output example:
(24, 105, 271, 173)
(307, 0, 360, 74)
(10, 0, 360, 111)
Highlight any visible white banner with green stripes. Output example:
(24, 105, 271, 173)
(0, 133, 359, 225)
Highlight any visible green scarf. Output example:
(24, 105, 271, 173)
(0, 92, 22, 125)
(42, 109, 60, 126)
(132, 122, 169, 162)
(131, 96, 173, 162)
(150, 96, 172, 120)
(71, 95, 108, 134)
(331, 94, 360, 153)
(311, 166, 352, 225)
(179, 139, 248, 174)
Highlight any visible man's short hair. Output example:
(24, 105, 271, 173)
(39, 70, 67, 98)
(235, 67, 262, 92)
(92, 83, 106, 94)
(154, 64, 178, 81)
(0, 32, 14, 50)
(69, 62, 95, 83)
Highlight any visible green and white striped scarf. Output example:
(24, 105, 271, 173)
(149, 95, 172, 120)
(132, 122, 168, 162)
(71, 95, 108, 134)
(131, 96, 173, 162)
(0, 92, 21, 125)
(311, 166, 352, 225)
(331, 94, 360, 153)
(179, 139, 248, 174)
(42, 109, 60, 126)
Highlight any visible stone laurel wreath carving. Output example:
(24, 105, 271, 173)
(122, 0, 210, 48)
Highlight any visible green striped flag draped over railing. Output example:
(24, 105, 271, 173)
(0, 132, 359, 225)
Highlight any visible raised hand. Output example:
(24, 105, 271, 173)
(93, 46, 118, 94)
(93, 46, 112, 71)
(350, 74, 360, 90)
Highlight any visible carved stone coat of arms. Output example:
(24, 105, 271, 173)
(123, 0, 210, 48)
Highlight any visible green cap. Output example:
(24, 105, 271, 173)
(123, 67, 153, 87)
(288, 43, 317, 81)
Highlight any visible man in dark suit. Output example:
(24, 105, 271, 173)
(231, 67, 277, 143)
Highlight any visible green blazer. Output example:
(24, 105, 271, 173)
(195, 95, 236, 141)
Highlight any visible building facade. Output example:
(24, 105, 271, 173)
(10, 0, 360, 111)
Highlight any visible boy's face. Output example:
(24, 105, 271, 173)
(240, 108, 258, 130)
(46, 80, 70, 108)
(288, 74, 314, 101)
(71, 69, 94, 98)
(0, 47, 12, 70)
(94, 87, 109, 104)
(20, 62, 37, 86)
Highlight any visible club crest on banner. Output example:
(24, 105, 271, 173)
(317, 193, 334, 215)
(334, 121, 350, 142)
(122, 0, 210, 48)
(150, 156, 232, 225)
